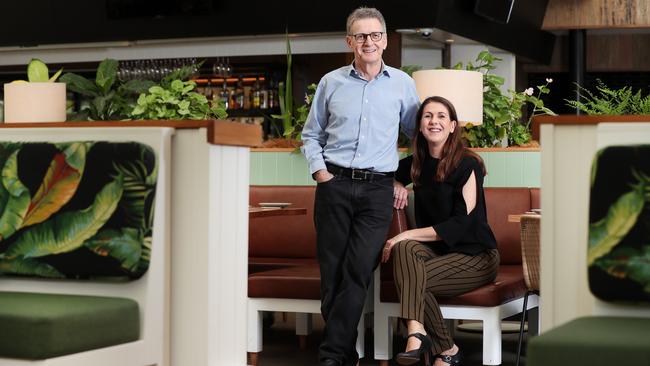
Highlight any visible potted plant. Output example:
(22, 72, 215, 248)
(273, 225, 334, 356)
(60, 59, 227, 121)
(3, 59, 66, 123)
(60, 58, 155, 121)
(129, 63, 227, 120)
(566, 80, 650, 115)
(457, 51, 556, 148)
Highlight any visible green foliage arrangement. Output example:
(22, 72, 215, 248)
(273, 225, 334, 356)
(266, 33, 317, 142)
(12, 58, 62, 83)
(60, 59, 154, 121)
(400, 65, 423, 77)
(282, 83, 317, 141)
(566, 80, 650, 115)
(271, 32, 295, 137)
(130, 64, 227, 120)
(454, 51, 556, 147)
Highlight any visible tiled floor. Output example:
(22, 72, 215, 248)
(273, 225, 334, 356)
(255, 313, 530, 366)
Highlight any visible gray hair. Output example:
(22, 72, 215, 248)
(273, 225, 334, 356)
(346, 7, 387, 34)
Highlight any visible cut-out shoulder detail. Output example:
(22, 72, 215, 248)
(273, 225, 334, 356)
(462, 170, 477, 214)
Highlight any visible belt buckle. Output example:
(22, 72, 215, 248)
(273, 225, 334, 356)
(351, 169, 368, 180)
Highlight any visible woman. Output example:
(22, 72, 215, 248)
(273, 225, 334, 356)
(381, 96, 499, 366)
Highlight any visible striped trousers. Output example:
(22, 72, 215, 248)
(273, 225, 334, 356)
(392, 240, 499, 354)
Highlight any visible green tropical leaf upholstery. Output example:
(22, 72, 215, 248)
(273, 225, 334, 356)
(0, 142, 157, 280)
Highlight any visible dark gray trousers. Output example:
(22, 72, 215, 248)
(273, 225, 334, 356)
(314, 174, 393, 365)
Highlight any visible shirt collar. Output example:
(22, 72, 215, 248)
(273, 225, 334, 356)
(348, 61, 391, 79)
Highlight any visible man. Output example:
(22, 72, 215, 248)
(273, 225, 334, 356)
(301, 7, 420, 366)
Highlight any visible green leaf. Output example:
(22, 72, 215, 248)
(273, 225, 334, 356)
(112, 148, 157, 232)
(91, 93, 115, 120)
(56, 142, 90, 171)
(131, 105, 146, 116)
(590, 149, 604, 187)
(22, 143, 87, 228)
(27, 59, 49, 82)
(476, 50, 491, 62)
(594, 246, 650, 293)
(171, 79, 184, 92)
(137, 236, 152, 274)
(96, 59, 119, 94)
(49, 68, 63, 82)
(0, 258, 64, 278)
(399, 65, 422, 77)
(84, 228, 143, 272)
(283, 32, 294, 133)
(4, 176, 124, 259)
(0, 150, 31, 241)
(59, 73, 100, 97)
(120, 79, 156, 94)
(538, 106, 557, 116)
(149, 86, 165, 95)
(627, 247, 650, 292)
(588, 188, 644, 265)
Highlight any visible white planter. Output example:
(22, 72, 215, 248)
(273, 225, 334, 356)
(3, 82, 66, 123)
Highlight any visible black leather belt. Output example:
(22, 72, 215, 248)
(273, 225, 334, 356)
(326, 163, 394, 182)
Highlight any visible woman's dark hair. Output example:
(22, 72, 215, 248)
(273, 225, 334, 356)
(411, 96, 486, 185)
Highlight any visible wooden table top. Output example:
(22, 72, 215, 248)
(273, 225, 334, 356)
(508, 212, 541, 223)
(249, 207, 307, 218)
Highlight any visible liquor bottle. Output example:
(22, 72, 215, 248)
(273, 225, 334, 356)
(259, 77, 269, 109)
(232, 77, 245, 110)
(268, 80, 278, 109)
(250, 77, 261, 109)
(219, 80, 229, 110)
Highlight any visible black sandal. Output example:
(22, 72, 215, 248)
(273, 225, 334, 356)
(395, 333, 433, 366)
(436, 349, 462, 366)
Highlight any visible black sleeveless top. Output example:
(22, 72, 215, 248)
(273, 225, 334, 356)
(395, 154, 497, 255)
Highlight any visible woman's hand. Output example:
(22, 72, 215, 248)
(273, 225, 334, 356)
(381, 231, 410, 263)
(393, 181, 409, 209)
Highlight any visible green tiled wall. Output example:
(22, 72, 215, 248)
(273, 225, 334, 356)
(251, 150, 540, 187)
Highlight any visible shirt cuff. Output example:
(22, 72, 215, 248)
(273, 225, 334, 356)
(308, 159, 327, 176)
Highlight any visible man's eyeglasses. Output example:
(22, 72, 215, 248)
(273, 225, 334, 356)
(349, 32, 384, 43)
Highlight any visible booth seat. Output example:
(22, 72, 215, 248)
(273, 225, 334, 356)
(249, 185, 318, 274)
(248, 186, 540, 366)
(0, 139, 170, 366)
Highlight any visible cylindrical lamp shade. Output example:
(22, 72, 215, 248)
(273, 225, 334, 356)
(3, 82, 67, 123)
(412, 69, 483, 126)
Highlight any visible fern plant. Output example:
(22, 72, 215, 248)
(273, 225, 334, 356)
(566, 80, 650, 115)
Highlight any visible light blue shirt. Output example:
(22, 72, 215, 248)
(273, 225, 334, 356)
(301, 63, 419, 175)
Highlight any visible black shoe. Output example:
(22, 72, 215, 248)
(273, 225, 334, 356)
(395, 333, 433, 366)
(320, 358, 342, 366)
(435, 349, 462, 366)
(344, 353, 359, 366)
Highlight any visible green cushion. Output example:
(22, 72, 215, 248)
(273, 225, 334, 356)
(528, 316, 650, 366)
(0, 291, 140, 359)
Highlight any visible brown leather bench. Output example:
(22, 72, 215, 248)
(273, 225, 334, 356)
(249, 185, 317, 276)
(374, 187, 540, 366)
(247, 186, 540, 366)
